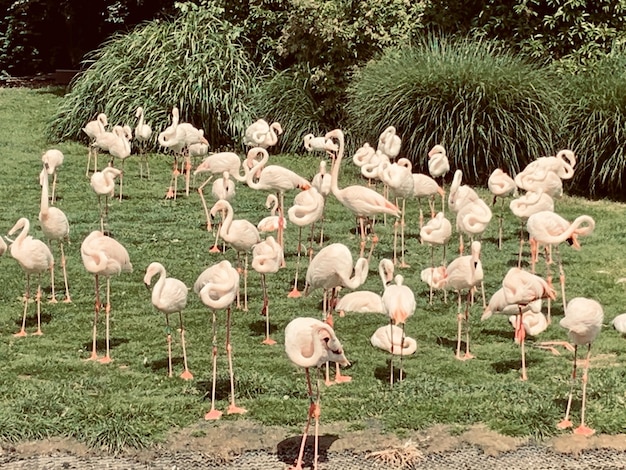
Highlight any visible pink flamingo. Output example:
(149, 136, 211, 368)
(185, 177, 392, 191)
(382, 272, 416, 384)
(197, 170, 236, 252)
(510, 189, 554, 266)
(134, 106, 152, 178)
(209, 199, 260, 311)
(311, 160, 332, 246)
(83, 112, 108, 175)
(144, 262, 192, 380)
(427, 144, 450, 181)
(284, 317, 349, 470)
(325, 129, 400, 259)
(244, 119, 282, 149)
(257, 194, 285, 234)
(336, 259, 394, 316)
(377, 125, 402, 159)
(420, 212, 452, 303)
(90, 166, 121, 232)
(488, 168, 517, 249)
(412, 173, 446, 229)
(194, 260, 245, 420)
(443, 240, 484, 360)
(39, 167, 71, 303)
(558, 297, 603, 436)
(7, 217, 53, 337)
(41, 149, 64, 204)
(448, 169, 480, 215)
(455, 198, 492, 256)
(81, 230, 132, 363)
(251, 236, 284, 345)
(371, 325, 417, 356)
(303, 134, 337, 154)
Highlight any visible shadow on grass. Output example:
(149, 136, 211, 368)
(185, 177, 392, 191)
(148, 355, 187, 374)
(196, 376, 234, 401)
(81, 337, 129, 354)
(248, 319, 278, 338)
(277, 433, 339, 468)
(374, 359, 407, 384)
(14, 311, 53, 330)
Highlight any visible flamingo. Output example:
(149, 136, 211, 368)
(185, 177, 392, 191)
(144, 262, 192, 379)
(455, 198, 492, 255)
(420, 212, 452, 303)
(193, 151, 247, 184)
(83, 112, 108, 175)
(284, 317, 349, 470)
(336, 259, 394, 316)
(209, 199, 260, 311)
(6, 217, 53, 337)
(39, 167, 71, 303)
(488, 168, 518, 249)
(515, 150, 576, 197)
(205, 170, 236, 253)
(352, 142, 377, 184)
(412, 173, 446, 229)
(427, 144, 450, 182)
(134, 106, 152, 178)
(90, 166, 121, 232)
(382, 273, 416, 385)
(303, 134, 338, 154)
(613, 313, 626, 334)
(377, 125, 402, 159)
(311, 160, 332, 246)
(448, 169, 480, 215)
(304, 242, 368, 384)
(251, 236, 284, 345)
(244, 119, 282, 148)
(527, 211, 595, 313)
(107, 126, 132, 202)
(287, 187, 325, 297)
(325, 129, 400, 259)
(443, 240, 484, 360)
(499, 267, 556, 380)
(194, 260, 245, 420)
(80, 230, 132, 363)
(257, 194, 285, 234)
(41, 149, 64, 204)
(371, 324, 417, 356)
(557, 297, 603, 436)
(510, 189, 554, 266)
(246, 148, 310, 252)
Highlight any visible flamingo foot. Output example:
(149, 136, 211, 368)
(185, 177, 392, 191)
(32, 329, 43, 336)
(262, 337, 277, 345)
(204, 408, 222, 420)
(573, 425, 595, 436)
(463, 352, 475, 360)
(557, 419, 573, 429)
(288, 288, 301, 298)
(13, 330, 27, 337)
(399, 262, 410, 269)
(98, 356, 112, 364)
(63, 297, 72, 303)
(226, 404, 247, 415)
(335, 374, 352, 384)
(324, 379, 335, 387)
(48, 297, 58, 304)
(165, 187, 175, 199)
(179, 370, 194, 380)
(209, 245, 221, 253)
(455, 353, 474, 361)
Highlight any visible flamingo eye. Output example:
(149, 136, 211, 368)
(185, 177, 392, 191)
(323, 337, 330, 344)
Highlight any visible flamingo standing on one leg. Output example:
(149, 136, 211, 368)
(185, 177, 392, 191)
(198, 170, 236, 252)
(90, 167, 121, 232)
(81, 230, 132, 363)
(194, 260, 246, 419)
(557, 297, 603, 436)
(7, 217, 53, 337)
(39, 167, 71, 303)
(488, 168, 517, 250)
(335, 259, 394, 316)
(144, 262, 192, 379)
(285, 317, 349, 470)
(510, 190, 555, 266)
(252, 236, 284, 345)
(83, 113, 108, 175)
(41, 149, 64, 204)
(244, 119, 283, 149)
(420, 212, 452, 304)
(134, 106, 152, 178)
(371, 324, 417, 356)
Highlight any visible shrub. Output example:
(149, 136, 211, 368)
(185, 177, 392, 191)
(346, 36, 563, 184)
(46, 3, 258, 151)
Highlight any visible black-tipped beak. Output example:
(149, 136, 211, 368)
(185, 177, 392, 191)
(144, 282, 151, 290)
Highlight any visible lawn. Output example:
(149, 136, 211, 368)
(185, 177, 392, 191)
(0, 86, 624, 453)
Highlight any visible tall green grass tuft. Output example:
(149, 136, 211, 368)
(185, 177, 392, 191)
(346, 36, 562, 183)
(562, 52, 626, 200)
(46, 5, 257, 151)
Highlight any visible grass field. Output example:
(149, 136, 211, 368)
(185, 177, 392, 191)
(0, 86, 625, 453)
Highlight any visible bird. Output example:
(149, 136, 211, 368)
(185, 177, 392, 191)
(515, 150, 576, 198)
(83, 112, 108, 175)
(80, 230, 132, 363)
(6, 217, 54, 337)
(304, 243, 368, 384)
(144, 262, 192, 380)
(92, 125, 129, 174)
(0, 236, 6, 256)
(303, 134, 337, 154)
(194, 259, 245, 420)
(204, 170, 237, 253)
(311, 160, 332, 246)
(107, 126, 132, 202)
(41, 149, 64, 204)
(244, 119, 282, 149)
(498, 267, 556, 380)
(382, 273, 416, 385)
(412, 173, 446, 229)
(443, 240, 484, 360)
(420, 212, 452, 303)
(335, 258, 394, 316)
(377, 125, 402, 159)
(510, 189, 555, 266)
(488, 168, 518, 249)
(287, 187, 325, 297)
(427, 144, 450, 182)
(325, 129, 400, 259)
(246, 148, 310, 252)
(251, 236, 284, 345)
(371, 324, 417, 356)
(557, 297, 603, 436)
(455, 198, 492, 255)
(90, 166, 121, 232)
(134, 106, 153, 178)
(209, 199, 260, 311)
(612, 313, 626, 335)
(257, 194, 285, 234)
(527, 211, 595, 312)
(39, 167, 71, 303)
(284, 317, 349, 470)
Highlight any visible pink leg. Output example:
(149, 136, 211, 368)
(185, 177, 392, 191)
(205, 310, 222, 420)
(179, 311, 193, 380)
(14, 275, 30, 337)
(60, 242, 71, 303)
(288, 228, 302, 298)
(289, 368, 316, 470)
(574, 344, 595, 436)
(32, 281, 43, 336)
(226, 307, 247, 415)
(557, 344, 577, 430)
(86, 275, 100, 360)
(99, 278, 112, 364)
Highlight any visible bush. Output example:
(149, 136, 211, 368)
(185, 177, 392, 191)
(562, 52, 626, 200)
(346, 36, 563, 184)
(46, 3, 258, 150)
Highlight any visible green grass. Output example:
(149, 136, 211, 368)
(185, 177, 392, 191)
(0, 86, 625, 453)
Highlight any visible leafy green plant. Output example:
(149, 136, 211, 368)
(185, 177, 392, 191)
(346, 36, 562, 185)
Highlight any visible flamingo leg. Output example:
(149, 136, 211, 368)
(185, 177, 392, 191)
(33, 278, 43, 336)
(243, 253, 249, 312)
(87, 275, 100, 360)
(226, 307, 247, 415)
(165, 313, 173, 378)
(555, 246, 567, 311)
(205, 309, 222, 420)
(118, 160, 125, 202)
(60, 242, 71, 303)
(98, 278, 112, 363)
(184, 154, 192, 197)
(400, 199, 409, 268)
(574, 344, 595, 436)
(463, 292, 475, 360)
(179, 311, 193, 380)
(288, 227, 303, 298)
(261, 274, 276, 345)
(557, 344, 577, 430)
(455, 291, 463, 359)
(392, 217, 399, 266)
(389, 319, 395, 387)
(14, 275, 30, 337)
(517, 220, 525, 268)
(358, 217, 366, 258)
(48, 246, 57, 303)
(197, 176, 214, 231)
(518, 308, 527, 381)
(290, 367, 315, 470)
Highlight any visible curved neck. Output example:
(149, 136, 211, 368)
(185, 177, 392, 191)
(328, 130, 344, 196)
(246, 149, 270, 188)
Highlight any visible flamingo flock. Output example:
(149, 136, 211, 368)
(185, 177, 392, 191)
(4, 109, 622, 470)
